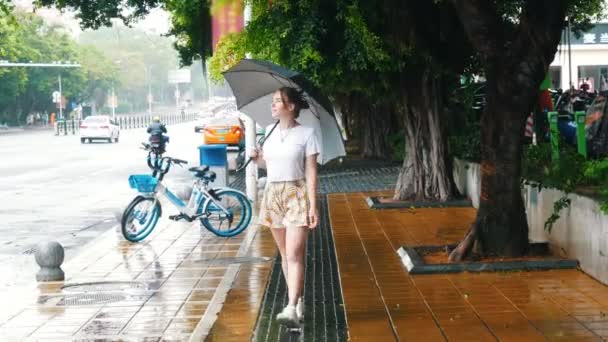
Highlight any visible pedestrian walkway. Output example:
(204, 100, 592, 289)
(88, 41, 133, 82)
(329, 191, 608, 341)
(3, 163, 608, 341)
(0, 216, 273, 341)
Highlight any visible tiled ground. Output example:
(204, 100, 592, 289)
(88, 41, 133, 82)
(330, 191, 608, 341)
(0, 215, 262, 341)
(5, 164, 608, 342)
(204, 228, 276, 342)
(229, 160, 400, 195)
(250, 161, 400, 342)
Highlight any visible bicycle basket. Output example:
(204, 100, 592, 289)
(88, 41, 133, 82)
(128, 175, 158, 193)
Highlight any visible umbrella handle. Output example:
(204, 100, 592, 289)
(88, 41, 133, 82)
(235, 121, 279, 173)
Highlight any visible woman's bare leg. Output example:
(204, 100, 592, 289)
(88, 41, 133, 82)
(285, 226, 308, 306)
(270, 227, 288, 282)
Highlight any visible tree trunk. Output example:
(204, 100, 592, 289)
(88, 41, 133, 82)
(449, 86, 529, 260)
(448, 0, 568, 260)
(394, 68, 454, 201)
(361, 101, 393, 158)
(333, 93, 353, 140)
(449, 60, 543, 260)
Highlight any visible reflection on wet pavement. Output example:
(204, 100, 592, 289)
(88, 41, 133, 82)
(3, 189, 608, 341)
(330, 191, 608, 341)
(0, 215, 265, 341)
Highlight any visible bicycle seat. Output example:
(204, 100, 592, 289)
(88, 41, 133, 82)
(189, 166, 215, 181)
(188, 166, 209, 173)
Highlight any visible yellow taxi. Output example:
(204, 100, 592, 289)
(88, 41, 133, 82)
(203, 116, 245, 147)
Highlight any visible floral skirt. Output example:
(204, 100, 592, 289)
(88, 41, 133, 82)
(258, 179, 309, 228)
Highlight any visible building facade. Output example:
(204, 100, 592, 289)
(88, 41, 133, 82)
(551, 23, 608, 91)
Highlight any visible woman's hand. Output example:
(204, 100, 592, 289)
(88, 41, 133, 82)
(250, 146, 263, 162)
(308, 206, 319, 229)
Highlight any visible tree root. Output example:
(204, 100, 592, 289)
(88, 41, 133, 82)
(448, 222, 478, 262)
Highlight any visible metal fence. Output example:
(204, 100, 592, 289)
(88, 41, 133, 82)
(54, 113, 197, 136)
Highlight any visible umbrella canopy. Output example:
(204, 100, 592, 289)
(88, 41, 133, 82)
(222, 59, 345, 164)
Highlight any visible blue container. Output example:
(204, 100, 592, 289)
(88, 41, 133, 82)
(199, 144, 228, 166)
(129, 175, 158, 192)
(558, 119, 577, 145)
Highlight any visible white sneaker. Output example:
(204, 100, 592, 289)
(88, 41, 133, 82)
(296, 297, 304, 322)
(276, 305, 299, 328)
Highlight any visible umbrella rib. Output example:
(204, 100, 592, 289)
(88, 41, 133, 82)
(227, 72, 297, 109)
(224, 69, 328, 120)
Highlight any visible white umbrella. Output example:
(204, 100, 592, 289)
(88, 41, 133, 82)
(223, 59, 346, 165)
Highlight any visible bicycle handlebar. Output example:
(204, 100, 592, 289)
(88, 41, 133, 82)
(172, 158, 188, 165)
(142, 142, 188, 179)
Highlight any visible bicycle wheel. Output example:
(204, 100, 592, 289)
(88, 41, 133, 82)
(199, 189, 252, 237)
(121, 196, 162, 242)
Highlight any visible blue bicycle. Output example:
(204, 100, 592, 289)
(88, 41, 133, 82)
(121, 143, 253, 242)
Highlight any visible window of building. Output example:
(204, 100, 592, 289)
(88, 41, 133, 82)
(577, 65, 608, 92)
(549, 66, 561, 90)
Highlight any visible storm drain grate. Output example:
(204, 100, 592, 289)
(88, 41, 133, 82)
(61, 281, 148, 293)
(57, 293, 126, 306)
(254, 196, 347, 342)
(34, 281, 154, 306)
(194, 256, 272, 266)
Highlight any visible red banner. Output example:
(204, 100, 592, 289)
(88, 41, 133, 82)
(212, 0, 244, 52)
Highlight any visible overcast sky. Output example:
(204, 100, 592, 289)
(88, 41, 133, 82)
(14, 0, 172, 36)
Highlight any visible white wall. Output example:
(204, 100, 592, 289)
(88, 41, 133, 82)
(453, 158, 608, 285)
(551, 44, 608, 89)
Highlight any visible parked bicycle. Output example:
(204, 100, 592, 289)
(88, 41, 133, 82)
(121, 143, 253, 242)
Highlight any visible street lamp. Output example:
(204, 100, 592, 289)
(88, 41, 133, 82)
(111, 81, 116, 119)
(146, 65, 153, 115)
(111, 60, 122, 119)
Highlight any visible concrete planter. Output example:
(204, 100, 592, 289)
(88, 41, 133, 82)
(453, 158, 608, 285)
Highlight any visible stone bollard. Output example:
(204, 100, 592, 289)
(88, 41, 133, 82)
(35, 241, 65, 281)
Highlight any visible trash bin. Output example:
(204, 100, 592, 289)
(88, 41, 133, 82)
(199, 144, 228, 187)
(199, 144, 228, 166)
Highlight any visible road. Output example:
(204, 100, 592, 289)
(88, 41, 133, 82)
(0, 120, 240, 290)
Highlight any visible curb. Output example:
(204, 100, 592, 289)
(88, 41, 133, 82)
(397, 244, 579, 274)
(366, 196, 473, 209)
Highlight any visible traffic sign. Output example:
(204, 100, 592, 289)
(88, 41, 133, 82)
(168, 69, 191, 84)
(55, 96, 66, 109)
(52, 91, 60, 103)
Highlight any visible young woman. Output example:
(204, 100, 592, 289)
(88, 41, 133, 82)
(251, 87, 320, 327)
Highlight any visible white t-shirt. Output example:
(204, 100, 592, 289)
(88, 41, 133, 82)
(263, 124, 320, 182)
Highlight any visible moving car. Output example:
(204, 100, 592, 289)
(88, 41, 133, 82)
(194, 112, 216, 133)
(203, 116, 245, 148)
(80, 115, 120, 143)
(194, 117, 208, 133)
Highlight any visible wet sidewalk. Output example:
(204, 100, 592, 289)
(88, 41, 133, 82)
(3, 161, 608, 341)
(0, 216, 275, 341)
(0, 159, 398, 342)
(329, 191, 608, 341)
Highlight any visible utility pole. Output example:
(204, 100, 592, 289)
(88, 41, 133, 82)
(243, 3, 258, 205)
(58, 74, 63, 119)
(111, 81, 116, 120)
(175, 83, 180, 113)
(567, 19, 573, 89)
(147, 66, 153, 115)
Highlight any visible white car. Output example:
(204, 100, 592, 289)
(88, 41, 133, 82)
(79, 115, 120, 143)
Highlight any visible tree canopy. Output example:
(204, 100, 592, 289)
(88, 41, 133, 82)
(0, 11, 117, 124)
(78, 25, 181, 112)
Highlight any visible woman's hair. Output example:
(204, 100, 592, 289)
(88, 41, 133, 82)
(278, 87, 309, 118)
